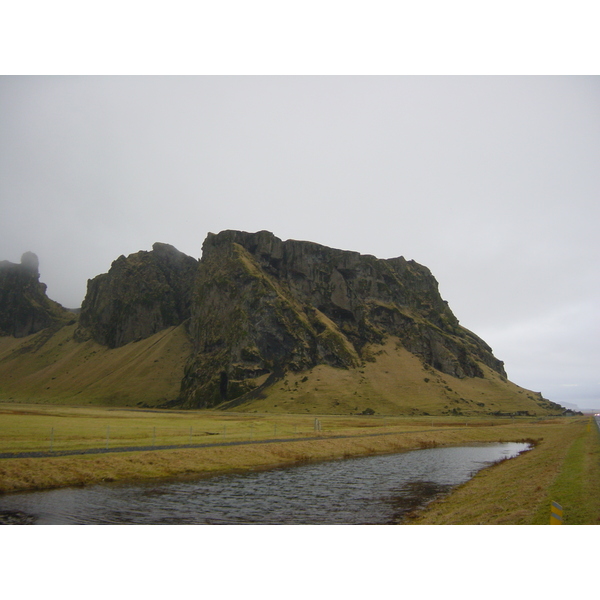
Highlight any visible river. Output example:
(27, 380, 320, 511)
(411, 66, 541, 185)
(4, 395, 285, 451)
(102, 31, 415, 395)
(0, 442, 529, 524)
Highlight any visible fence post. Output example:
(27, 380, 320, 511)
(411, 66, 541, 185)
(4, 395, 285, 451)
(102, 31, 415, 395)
(550, 501, 563, 525)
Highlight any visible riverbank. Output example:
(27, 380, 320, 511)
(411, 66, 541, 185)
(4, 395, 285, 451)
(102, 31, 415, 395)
(405, 416, 600, 524)
(0, 403, 543, 493)
(2, 405, 597, 524)
(0, 416, 574, 494)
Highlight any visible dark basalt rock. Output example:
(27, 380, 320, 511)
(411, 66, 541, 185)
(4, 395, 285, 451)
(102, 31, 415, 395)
(75, 243, 198, 348)
(3, 232, 509, 411)
(0, 252, 71, 338)
(178, 230, 506, 408)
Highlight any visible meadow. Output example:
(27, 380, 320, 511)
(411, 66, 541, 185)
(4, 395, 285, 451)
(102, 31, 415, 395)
(1, 402, 598, 524)
(0, 401, 536, 455)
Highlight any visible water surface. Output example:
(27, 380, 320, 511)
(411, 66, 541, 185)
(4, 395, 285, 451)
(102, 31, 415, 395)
(0, 442, 529, 524)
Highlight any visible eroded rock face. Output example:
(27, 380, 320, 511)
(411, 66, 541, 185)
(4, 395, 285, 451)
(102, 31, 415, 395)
(1, 233, 513, 411)
(179, 230, 506, 407)
(0, 253, 71, 337)
(76, 243, 198, 348)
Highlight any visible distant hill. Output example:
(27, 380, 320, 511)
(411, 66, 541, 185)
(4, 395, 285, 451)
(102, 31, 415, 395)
(0, 232, 565, 416)
(0, 252, 73, 338)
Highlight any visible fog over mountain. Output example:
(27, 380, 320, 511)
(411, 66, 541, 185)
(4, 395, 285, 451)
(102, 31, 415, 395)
(1, 76, 599, 408)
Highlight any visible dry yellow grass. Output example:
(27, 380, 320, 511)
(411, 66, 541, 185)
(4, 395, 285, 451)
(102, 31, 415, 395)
(1, 329, 558, 418)
(406, 417, 600, 524)
(239, 338, 552, 416)
(0, 400, 544, 456)
(0, 406, 580, 504)
(0, 324, 190, 406)
(0, 430, 500, 493)
(0, 402, 448, 454)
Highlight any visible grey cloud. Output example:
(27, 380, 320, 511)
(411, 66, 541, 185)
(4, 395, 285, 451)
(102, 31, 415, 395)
(1, 76, 599, 408)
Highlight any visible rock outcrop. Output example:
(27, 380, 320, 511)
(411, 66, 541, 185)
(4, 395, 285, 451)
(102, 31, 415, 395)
(0, 252, 71, 337)
(76, 243, 198, 348)
(1, 232, 562, 416)
(179, 230, 506, 407)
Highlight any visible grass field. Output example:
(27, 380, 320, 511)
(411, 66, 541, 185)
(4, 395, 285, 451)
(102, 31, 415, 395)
(0, 401, 541, 455)
(1, 402, 597, 524)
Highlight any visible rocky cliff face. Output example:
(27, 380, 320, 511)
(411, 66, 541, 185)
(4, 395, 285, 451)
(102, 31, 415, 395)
(1, 233, 558, 416)
(76, 243, 198, 348)
(179, 230, 506, 407)
(0, 252, 72, 337)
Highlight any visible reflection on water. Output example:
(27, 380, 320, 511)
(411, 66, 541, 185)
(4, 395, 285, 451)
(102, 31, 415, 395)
(0, 442, 529, 525)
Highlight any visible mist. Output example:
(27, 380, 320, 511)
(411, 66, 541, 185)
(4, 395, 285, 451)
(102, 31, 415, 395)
(1, 76, 599, 408)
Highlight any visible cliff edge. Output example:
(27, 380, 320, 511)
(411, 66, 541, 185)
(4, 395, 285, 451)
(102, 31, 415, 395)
(0, 252, 72, 338)
(179, 230, 506, 408)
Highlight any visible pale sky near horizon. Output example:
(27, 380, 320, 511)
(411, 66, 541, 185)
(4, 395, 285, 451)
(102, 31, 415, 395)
(1, 76, 599, 409)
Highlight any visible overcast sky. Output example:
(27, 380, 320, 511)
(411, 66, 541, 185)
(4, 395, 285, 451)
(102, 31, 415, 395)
(1, 76, 598, 408)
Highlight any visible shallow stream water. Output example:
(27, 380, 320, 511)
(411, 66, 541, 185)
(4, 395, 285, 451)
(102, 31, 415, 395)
(0, 442, 529, 524)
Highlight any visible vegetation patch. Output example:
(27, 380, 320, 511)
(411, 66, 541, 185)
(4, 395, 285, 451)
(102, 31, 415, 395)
(406, 417, 600, 524)
(1, 403, 595, 527)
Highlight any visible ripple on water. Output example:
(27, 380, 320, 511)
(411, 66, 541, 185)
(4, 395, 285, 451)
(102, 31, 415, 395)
(0, 442, 530, 525)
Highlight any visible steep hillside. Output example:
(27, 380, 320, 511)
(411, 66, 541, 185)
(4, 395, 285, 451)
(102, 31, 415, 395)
(0, 232, 565, 416)
(76, 243, 198, 348)
(0, 323, 191, 407)
(179, 230, 507, 409)
(0, 252, 73, 338)
(223, 337, 560, 416)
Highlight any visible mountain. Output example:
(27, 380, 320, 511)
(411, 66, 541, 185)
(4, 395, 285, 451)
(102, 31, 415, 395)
(0, 252, 73, 338)
(179, 230, 505, 407)
(0, 232, 565, 416)
(75, 242, 198, 348)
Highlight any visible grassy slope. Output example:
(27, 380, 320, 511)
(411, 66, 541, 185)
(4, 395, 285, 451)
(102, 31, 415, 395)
(0, 324, 191, 406)
(237, 337, 555, 416)
(0, 326, 556, 416)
